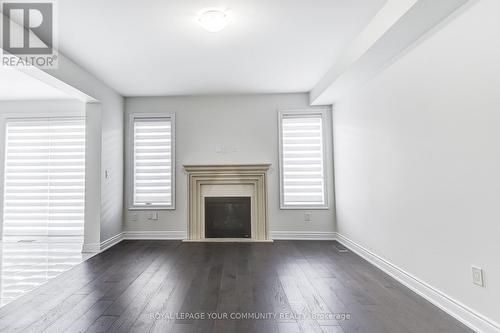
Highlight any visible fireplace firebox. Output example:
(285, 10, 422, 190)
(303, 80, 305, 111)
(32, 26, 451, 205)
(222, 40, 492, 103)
(204, 197, 251, 238)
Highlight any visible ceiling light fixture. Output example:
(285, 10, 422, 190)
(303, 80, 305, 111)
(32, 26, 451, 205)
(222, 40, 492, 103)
(198, 10, 229, 32)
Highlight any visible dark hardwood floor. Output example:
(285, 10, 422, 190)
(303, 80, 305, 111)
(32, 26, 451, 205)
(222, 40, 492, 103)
(0, 240, 473, 333)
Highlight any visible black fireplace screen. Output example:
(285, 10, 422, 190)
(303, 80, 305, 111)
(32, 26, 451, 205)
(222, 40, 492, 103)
(205, 197, 251, 238)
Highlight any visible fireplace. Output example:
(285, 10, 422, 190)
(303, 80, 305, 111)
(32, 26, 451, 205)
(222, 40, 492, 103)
(205, 197, 251, 238)
(183, 164, 271, 242)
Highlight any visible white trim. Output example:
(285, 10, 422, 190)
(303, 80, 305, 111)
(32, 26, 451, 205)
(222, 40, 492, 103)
(96, 230, 338, 245)
(100, 232, 124, 252)
(123, 230, 186, 240)
(82, 243, 100, 253)
(336, 233, 500, 333)
(270, 231, 337, 240)
(127, 112, 176, 211)
(183, 164, 271, 241)
(183, 238, 273, 243)
(0, 111, 85, 119)
(278, 109, 330, 210)
(85, 231, 186, 253)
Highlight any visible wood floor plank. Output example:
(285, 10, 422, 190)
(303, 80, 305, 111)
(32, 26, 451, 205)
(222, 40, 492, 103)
(59, 300, 114, 333)
(84, 315, 117, 333)
(128, 246, 196, 332)
(0, 241, 148, 332)
(108, 242, 182, 332)
(31, 243, 157, 333)
(0, 240, 475, 333)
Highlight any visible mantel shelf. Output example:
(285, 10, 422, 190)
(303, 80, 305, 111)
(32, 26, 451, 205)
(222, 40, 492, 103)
(183, 164, 271, 173)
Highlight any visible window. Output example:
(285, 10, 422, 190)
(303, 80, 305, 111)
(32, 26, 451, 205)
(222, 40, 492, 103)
(129, 113, 175, 210)
(2, 117, 86, 238)
(278, 110, 328, 209)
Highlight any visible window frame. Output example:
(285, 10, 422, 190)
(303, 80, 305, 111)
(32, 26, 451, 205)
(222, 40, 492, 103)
(278, 109, 329, 210)
(128, 112, 176, 211)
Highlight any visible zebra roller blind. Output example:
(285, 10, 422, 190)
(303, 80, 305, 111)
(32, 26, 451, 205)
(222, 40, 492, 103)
(2, 117, 86, 238)
(132, 116, 174, 209)
(279, 112, 327, 208)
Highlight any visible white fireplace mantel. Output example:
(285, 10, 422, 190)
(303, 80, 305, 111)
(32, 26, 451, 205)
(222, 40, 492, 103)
(183, 164, 272, 242)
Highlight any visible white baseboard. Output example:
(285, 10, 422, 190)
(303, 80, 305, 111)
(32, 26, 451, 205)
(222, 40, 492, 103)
(88, 231, 186, 253)
(97, 231, 337, 246)
(96, 230, 337, 249)
(336, 233, 500, 333)
(100, 232, 124, 252)
(123, 230, 338, 241)
(122, 230, 187, 240)
(270, 231, 337, 240)
(82, 242, 100, 253)
(83, 233, 126, 254)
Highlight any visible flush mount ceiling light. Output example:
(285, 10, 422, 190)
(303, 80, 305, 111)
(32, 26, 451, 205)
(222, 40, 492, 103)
(198, 10, 229, 32)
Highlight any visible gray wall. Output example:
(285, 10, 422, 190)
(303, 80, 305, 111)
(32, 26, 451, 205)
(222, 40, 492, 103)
(124, 93, 335, 236)
(44, 53, 124, 243)
(333, 0, 500, 326)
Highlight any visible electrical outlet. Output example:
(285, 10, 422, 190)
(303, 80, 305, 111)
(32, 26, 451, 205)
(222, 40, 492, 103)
(304, 213, 312, 222)
(472, 266, 484, 287)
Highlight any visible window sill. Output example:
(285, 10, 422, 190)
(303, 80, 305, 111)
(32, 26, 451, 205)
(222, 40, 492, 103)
(280, 205, 330, 210)
(128, 206, 175, 211)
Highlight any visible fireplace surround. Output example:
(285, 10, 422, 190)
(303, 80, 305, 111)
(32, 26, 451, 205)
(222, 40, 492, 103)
(183, 164, 272, 242)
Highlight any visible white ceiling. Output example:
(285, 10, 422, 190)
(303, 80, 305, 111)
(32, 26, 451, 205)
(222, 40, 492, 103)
(57, 0, 386, 97)
(0, 67, 73, 100)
